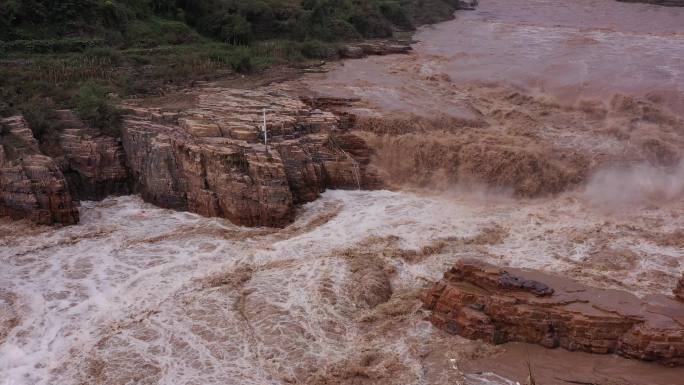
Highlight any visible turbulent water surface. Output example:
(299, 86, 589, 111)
(302, 0, 684, 118)
(2, 1, 684, 384)
(1, 191, 682, 384)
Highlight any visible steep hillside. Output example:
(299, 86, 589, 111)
(1, 0, 463, 45)
(0, 0, 464, 135)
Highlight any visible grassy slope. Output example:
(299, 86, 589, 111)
(0, 0, 461, 135)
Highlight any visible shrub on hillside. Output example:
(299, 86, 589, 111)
(228, 46, 254, 73)
(73, 83, 122, 137)
(300, 40, 336, 59)
(23, 98, 63, 141)
(125, 17, 201, 47)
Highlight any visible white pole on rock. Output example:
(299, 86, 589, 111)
(262, 108, 268, 149)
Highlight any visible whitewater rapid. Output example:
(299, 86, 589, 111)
(1, 188, 681, 384)
(301, 0, 684, 119)
(3, 0, 684, 383)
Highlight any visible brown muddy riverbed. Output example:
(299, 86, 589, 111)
(1, 1, 683, 384)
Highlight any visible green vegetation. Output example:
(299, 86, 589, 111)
(0, 1, 461, 44)
(73, 82, 123, 137)
(0, 0, 462, 134)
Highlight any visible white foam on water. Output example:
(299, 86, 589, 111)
(1, 188, 681, 385)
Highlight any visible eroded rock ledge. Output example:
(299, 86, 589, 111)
(1, 87, 381, 227)
(0, 116, 79, 225)
(121, 88, 381, 227)
(422, 260, 684, 366)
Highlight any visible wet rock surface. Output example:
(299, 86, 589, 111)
(121, 87, 381, 227)
(0, 116, 79, 225)
(340, 40, 412, 59)
(422, 260, 684, 366)
(0, 87, 380, 227)
(46, 110, 131, 201)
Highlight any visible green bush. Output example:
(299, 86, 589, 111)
(300, 40, 336, 59)
(23, 98, 62, 141)
(125, 17, 201, 48)
(228, 46, 254, 73)
(219, 14, 253, 45)
(73, 83, 122, 137)
(380, 1, 414, 30)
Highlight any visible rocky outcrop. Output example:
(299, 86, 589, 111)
(1, 110, 131, 225)
(422, 260, 684, 366)
(46, 110, 130, 201)
(122, 118, 295, 227)
(121, 87, 381, 227)
(457, 0, 479, 10)
(340, 41, 412, 59)
(0, 116, 79, 225)
(676, 273, 684, 301)
(1, 86, 380, 227)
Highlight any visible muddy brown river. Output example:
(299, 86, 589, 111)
(1, 1, 683, 384)
(301, 0, 684, 118)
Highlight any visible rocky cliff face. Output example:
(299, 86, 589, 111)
(120, 87, 381, 227)
(422, 260, 684, 366)
(1, 110, 132, 225)
(45, 110, 131, 201)
(0, 116, 79, 225)
(1, 86, 380, 227)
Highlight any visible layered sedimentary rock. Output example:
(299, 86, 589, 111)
(340, 41, 412, 59)
(0, 116, 79, 224)
(0, 86, 380, 227)
(422, 260, 684, 366)
(47, 110, 130, 200)
(121, 87, 380, 227)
